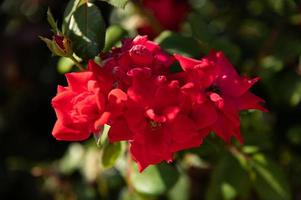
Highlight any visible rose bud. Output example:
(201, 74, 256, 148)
(40, 34, 73, 57)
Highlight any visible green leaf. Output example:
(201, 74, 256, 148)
(103, 25, 127, 52)
(167, 173, 190, 200)
(98, 0, 129, 9)
(155, 31, 203, 58)
(63, 0, 85, 33)
(94, 124, 110, 148)
(251, 154, 291, 200)
(66, 3, 106, 60)
(47, 8, 58, 33)
(188, 13, 240, 63)
(57, 57, 74, 74)
(101, 141, 122, 168)
(206, 153, 251, 200)
(131, 163, 180, 197)
(189, 13, 215, 43)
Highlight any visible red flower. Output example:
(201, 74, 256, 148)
(175, 51, 267, 143)
(108, 68, 204, 171)
(101, 35, 173, 90)
(138, 0, 191, 38)
(52, 61, 116, 141)
(50, 34, 267, 172)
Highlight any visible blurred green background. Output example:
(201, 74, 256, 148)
(1, 0, 301, 199)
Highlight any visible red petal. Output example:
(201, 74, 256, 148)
(209, 92, 224, 109)
(130, 132, 173, 172)
(108, 89, 128, 105)
(108, 117, 134, 142)
(57, 85, 67, 93)
(218, 76, 260, 97)
(94, 112, 111, 130)
(88, 60, 113, 93)
(190, 101, 217, 129)
(169, 115, 203, 152)
(163, 106, 180, 121)
(237, 92, 268, 112)
(65, 72, 94, 92)
(174, 54, 202, 71)
(145, 109, 166, 123)
(52, 120, 90, 141)
(211, 114, 242, 143)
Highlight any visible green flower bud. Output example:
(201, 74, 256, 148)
(40, 35, 73, 57)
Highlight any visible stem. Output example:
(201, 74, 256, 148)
(70, 55, 85, 71)
(227, 145, 252, 162)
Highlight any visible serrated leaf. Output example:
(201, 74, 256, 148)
(98, 0, 129, 8)
(251, 154, 291, 200)
(66, 3, 106, 60)
(130, 163, 180, 197)
(101, 142, 122, 168)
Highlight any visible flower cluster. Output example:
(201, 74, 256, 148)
(52, 35, 266, 171)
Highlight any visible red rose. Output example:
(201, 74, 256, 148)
(52, 61, 115, 141)
(108, 68, 203, 171)
(101, 35, 173, 90)
(175, 50, 267, 143)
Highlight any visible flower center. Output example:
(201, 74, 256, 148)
(206, 84, 221, 94)
(148, 120, 162, 131)
(129, 45, 153, 65)
(53, 35, 65, 50)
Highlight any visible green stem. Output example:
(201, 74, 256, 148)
(70, 55, 85, 71)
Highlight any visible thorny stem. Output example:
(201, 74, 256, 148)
(70, 55, 85, 71)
